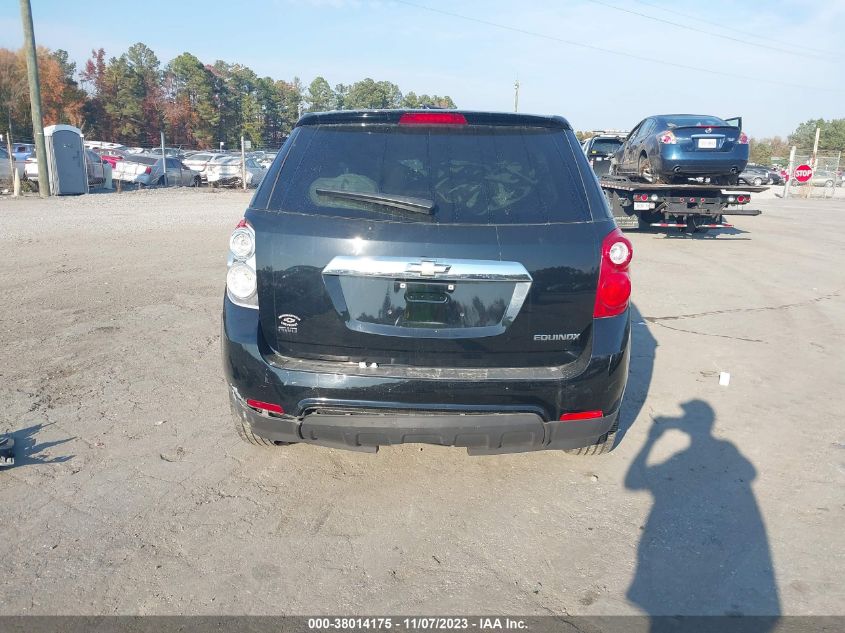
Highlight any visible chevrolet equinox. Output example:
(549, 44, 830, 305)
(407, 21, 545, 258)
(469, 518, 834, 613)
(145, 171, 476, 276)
(222, 110, 632, 455)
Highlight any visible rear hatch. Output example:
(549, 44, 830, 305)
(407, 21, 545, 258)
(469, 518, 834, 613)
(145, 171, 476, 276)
(248, 112, 603, 369)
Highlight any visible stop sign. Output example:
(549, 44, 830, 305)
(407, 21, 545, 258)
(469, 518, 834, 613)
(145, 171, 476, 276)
(794, 164, 813, 183)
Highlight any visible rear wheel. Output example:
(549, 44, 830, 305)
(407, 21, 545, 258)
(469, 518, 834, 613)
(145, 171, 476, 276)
(156, 176, 165, 186)
(638, 154, 667, 184)
(192, 175, 201, 187)
(752, 177, 763, 186)
(232, 409, 293, 447)
(564, 412, 619, 455)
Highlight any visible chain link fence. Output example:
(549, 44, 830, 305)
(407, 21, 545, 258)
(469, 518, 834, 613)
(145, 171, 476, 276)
(786, 149, 842, 198)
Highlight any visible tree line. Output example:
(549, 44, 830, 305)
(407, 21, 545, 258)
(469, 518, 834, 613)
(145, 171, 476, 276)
(0, 43, 457, 150)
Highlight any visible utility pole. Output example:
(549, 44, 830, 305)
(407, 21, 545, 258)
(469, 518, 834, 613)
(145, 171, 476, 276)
(19, 0, 49, 197)
(241, 135, 247, 191)
(810, 126, 821, 169)
(160, 131, 167, 187)
(513, 79, 520, 113)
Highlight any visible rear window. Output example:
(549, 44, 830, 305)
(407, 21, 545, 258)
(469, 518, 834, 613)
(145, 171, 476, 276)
(266, 124, 590, 224)
(664, 115, 729, 128)
(589, 138, 623, 155)
(128, 156, 158, 165)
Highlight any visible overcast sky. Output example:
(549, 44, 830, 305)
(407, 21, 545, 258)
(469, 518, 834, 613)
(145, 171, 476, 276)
(1, 0, 843, 137)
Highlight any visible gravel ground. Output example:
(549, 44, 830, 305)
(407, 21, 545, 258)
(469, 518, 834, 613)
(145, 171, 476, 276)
(0, 188, 842, 617)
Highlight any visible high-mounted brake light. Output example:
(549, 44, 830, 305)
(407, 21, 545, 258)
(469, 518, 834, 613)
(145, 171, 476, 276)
(739, 132, 749, 144)
(659, 131, 676, 144)
(594, 227, 633, 319)
(560, 410, 603, 421)
(399, 112, 468, 126)
(246, 399, 284, 415)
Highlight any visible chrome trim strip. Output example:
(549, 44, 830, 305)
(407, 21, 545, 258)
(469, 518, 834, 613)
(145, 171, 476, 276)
(322, 256, 533, 282)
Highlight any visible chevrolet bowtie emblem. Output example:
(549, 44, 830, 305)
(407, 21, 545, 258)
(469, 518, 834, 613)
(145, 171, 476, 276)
(406, 260, 451, 277)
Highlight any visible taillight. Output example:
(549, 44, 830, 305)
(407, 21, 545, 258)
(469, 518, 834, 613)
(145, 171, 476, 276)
(227, 219, 258, 309)
(739, 132, 749, 144)
(399, 112, 467, 126)
(594, 227, 633, 319)
(659, 131, 676, 144)
(145, 166, 152, 174)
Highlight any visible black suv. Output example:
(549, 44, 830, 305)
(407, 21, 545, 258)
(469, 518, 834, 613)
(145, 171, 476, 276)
(222, 110, 632, 455)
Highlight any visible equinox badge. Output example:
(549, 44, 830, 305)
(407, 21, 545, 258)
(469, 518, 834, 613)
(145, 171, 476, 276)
(534, 333, 580, 341)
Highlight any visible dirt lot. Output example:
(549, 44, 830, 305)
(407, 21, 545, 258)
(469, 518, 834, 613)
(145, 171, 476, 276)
(0, 188, 842, 617)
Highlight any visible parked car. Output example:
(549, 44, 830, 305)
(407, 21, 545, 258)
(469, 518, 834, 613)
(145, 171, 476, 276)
(206, 155, 266, 187)
(257, 152, 277, 169)
(738, 164, 771, 186)
(24, 148, 108, 188)
(0, 146, 17, 188)
(582, 133, 626, 177)
(793, 170, 842, 188)
(84, 140, 126, 152)
(611, 114, 748, 184)
(181, 151, 217, 183)
(112, 154, 201, 187)
(11, 143, 35, 161)
(95, 148, 126, 169)
(222, 109, 633, 456)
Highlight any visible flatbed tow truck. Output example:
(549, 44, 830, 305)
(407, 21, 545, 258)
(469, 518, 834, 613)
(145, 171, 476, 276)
(600, 176, 765, 233)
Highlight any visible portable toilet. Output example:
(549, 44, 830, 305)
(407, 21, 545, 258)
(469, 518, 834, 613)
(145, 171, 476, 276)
(44, 124, 86, 195)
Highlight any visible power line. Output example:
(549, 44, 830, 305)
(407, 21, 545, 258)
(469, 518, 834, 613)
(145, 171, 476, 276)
(634, 0, 839, 58)
(587, 0, 830, 61)
(392, 0, 839, 94)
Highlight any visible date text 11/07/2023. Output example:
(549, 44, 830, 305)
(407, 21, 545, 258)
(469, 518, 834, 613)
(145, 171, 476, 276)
(307, 618, 528, 631)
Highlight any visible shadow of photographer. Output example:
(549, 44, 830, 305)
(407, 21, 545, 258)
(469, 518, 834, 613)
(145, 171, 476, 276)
(625, 400, 780, 630)
(10, 423, 74, 466)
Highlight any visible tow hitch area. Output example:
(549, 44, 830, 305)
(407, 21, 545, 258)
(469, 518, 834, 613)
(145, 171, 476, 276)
(0, 435, 14, 468)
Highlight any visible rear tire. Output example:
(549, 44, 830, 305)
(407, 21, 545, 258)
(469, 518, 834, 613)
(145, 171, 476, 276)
(192, 175, 201, 187)
(752, 177, 763, 186)
(638, 154, 667, 184)
(232, 408, 294, 447)
(564, 413, 619, 455)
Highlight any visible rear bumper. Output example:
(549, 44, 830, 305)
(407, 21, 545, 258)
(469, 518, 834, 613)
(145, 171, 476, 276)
(222, 296, 630, 454)
(656, 147, 749, 176)
(230, 388, 619, 455)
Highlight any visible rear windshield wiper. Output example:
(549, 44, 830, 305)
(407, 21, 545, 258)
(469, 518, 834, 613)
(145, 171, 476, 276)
(315, 188, 435, 215)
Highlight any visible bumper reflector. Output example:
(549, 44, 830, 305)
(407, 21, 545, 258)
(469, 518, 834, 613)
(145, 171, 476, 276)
(246, 399, 285, 415)
(560, 410, 603, 421)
